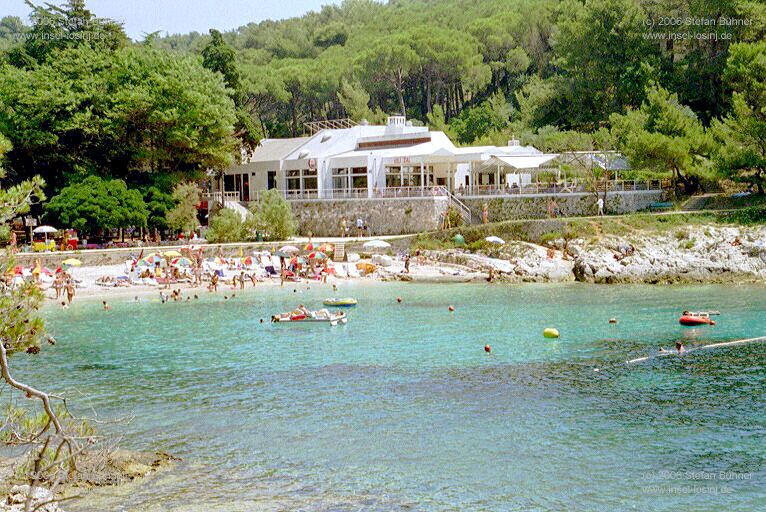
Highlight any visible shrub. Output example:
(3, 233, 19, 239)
(539, 231, 563, 245)
(412, 236, 452, 251)
(730, 205, 766, 225)
(166, 182, 201, 234)
(248, 189, 296, 240)
(206, 208, 247, 243)
(444, 207, 464, 229)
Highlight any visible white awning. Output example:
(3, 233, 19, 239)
(485, 154, 559, 170)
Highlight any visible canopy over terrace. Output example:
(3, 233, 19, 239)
(329, 144, 458, 197)
(468, 154, 560, 193)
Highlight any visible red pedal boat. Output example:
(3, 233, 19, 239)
(679, 311, 717, 326)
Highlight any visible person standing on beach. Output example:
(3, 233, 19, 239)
(404, 254, 410, 273)
(53, 274, 63, 300)
(64, 279, 75, 305)
(211, 272, 219, 292)
(240, 271, 246, 290)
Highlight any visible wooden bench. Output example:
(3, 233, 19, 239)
(648, 202, 673, 211)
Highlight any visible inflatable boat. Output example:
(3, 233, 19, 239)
(323, 297, 358, 307)
(679, 312, 716, 326)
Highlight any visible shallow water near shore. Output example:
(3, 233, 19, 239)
(10, 283, 766, 511)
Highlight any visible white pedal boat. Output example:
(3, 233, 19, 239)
(271, 309, 348, 326)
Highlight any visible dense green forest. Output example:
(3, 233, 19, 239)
(0, 0, 765, 234)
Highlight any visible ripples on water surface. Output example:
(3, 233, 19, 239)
(8, 283, 766, 511)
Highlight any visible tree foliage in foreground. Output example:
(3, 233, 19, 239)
(0, 7, 238, 198)
(44, 176, 148, 234)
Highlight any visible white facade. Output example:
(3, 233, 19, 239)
(218, 117, 558, 201)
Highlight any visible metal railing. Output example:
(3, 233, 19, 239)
(455, 180, 665, 197)
(327, 188, 370, 199)
(373, 186, 447, 199)
(204, 191, 241, 203)
(441, 187, 473, 224)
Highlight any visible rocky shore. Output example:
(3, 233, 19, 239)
(423, 225, 766, 284)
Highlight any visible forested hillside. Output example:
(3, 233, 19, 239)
(153, 0, 764, 135)
(0, 0, 765, 234)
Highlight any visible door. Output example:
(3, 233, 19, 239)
(267, 171, 277, 190)
(242, 173, 250, 202)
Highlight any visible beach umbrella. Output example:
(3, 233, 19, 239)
(139, 254, 160, 265)
(33, 225, 58, 244)
(170, 257, 192, 267)
(363, 240, 391, 250)
(41, 267, 53, 276)
(163, 250, 182, 257)
(485, 236, 506, 245)
(304, 242, 314, 251)
(213, 256, 227, 265)
(280, 245, 300, 254)
(13, 265, 23, 275)
(308, 251, 327, 260)
(243, 255, 254, 266)
(61, 258, 82, 266)
(317, 243, 334, 253)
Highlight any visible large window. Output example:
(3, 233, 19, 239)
(332, 167, 367, 197)
(286, 170, 301, 192)
(285, 168, 318, 197)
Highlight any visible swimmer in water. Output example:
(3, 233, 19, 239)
(102, 301, 111, 311)
(675, 341, 685, 355)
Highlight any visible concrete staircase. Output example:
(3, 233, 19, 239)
(442, 188, 475, 225)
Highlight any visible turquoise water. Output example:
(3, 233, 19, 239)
(8, 283, 766, 511)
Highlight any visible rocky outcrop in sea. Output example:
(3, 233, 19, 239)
(424, 225, 766, 284)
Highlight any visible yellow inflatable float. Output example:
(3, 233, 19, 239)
(543, 328, 560, 339)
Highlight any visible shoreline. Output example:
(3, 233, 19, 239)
(22, 222, 766, 308)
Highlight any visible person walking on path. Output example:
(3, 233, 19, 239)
(356, 217, 364, 237)
(597, 197, 605, 216)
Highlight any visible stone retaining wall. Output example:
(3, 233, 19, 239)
(290, 197, 449, 237)
(462, 190, 664, 223)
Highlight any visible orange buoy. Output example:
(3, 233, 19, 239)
(484, 344, 491, 353)
(396, 297, 402, 303)
(448, 305, 455, 312)
(609, 318, 617, 324)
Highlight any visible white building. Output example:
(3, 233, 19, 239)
(216, 116, 559, 202)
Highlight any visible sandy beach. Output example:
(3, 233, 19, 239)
(41, 257, 485, 306)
